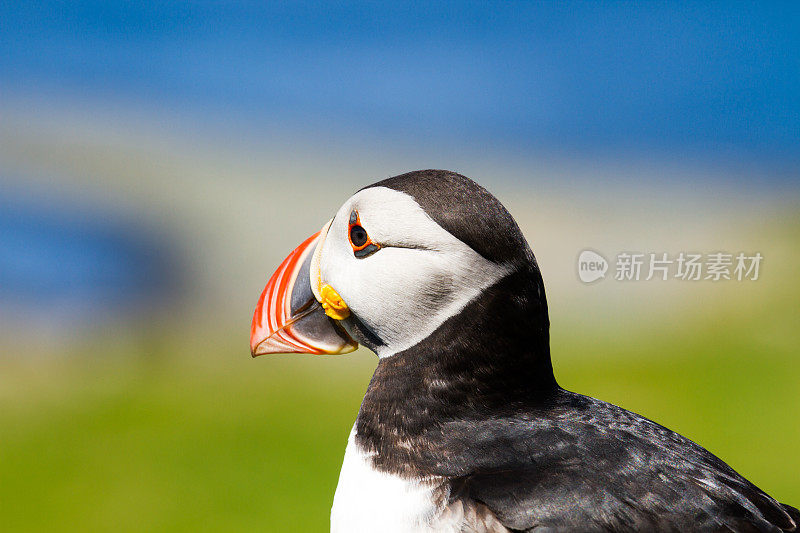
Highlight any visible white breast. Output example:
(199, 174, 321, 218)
(330, 427, 465, 533)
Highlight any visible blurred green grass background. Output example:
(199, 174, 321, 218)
(2, 225, 798, 532)
(2, 4, 799, 530)
(1, 127, 797, 529)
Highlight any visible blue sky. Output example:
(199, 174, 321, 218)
(2, 1, 798, 167)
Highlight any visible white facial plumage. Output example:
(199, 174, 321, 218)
(317, 186, 511, 358)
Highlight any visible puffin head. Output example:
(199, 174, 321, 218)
(251, 170, 549, 362)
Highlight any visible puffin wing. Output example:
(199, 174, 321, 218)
(443, 393, 798, 532)
(454, 467, 798, 532)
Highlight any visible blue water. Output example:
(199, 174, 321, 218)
(1, 1, 798, 168)
(1, 2, 798, 321)
(0, 183, 178, 319)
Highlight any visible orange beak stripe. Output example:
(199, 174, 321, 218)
(250, 232, 325, 355)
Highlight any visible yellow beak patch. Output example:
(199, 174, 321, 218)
(308, 219, 350, 321)
(320, 284, 350, 320)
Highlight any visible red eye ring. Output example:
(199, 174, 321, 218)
(348, 211, 381, 257)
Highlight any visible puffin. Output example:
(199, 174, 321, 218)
(250, 170, 798, 532)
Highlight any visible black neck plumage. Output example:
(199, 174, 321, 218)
(354, 262, 558, 477)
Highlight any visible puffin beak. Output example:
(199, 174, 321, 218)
(250, 228, 358, 357)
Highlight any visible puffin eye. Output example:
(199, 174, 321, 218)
(350, 225, 368, 247)
(348, 210, 381, 258)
